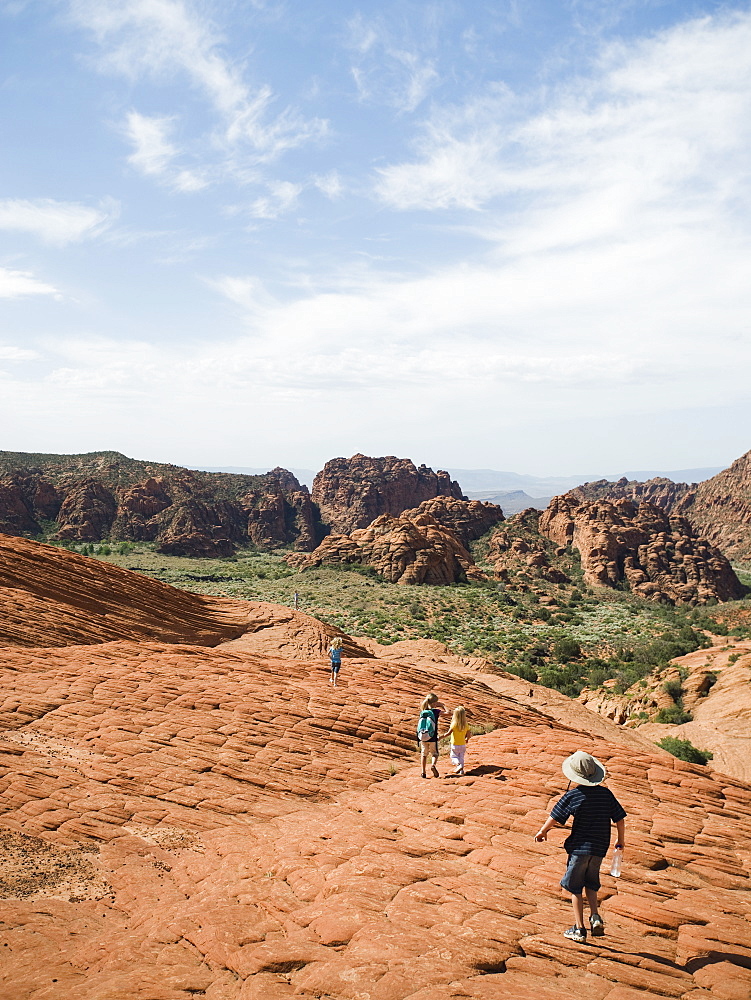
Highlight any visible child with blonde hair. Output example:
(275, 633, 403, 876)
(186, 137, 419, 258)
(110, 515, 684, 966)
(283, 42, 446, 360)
(447, 706, 470, 776)
(328, 637, 345, 687)
(416, 692, 446, 778)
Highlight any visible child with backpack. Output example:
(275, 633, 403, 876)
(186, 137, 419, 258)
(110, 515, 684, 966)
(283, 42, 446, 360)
(328, 637, 344, 687)
(416, 692, 446, 778)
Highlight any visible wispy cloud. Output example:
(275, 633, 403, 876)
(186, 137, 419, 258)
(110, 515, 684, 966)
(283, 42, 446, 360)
(0, 345, 39, 361)
(0, 266, 61, 299)
(122, 110, 208, 191)
(346, 11, 440, 113)
(123, 111, 177, 175)
(376, 10, 751, 222)
(69, 0, 327, 182)
(313, 171, 343, 200)
(0, 198, 118, 245)
(247, 180, 302, 220)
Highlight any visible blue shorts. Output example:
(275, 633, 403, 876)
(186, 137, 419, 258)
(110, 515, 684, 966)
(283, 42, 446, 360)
(330, 661, 341, 673)
(560, 853, 603, 894)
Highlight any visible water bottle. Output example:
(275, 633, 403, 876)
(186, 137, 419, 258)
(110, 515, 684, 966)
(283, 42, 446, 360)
(609, 847, 623, 877)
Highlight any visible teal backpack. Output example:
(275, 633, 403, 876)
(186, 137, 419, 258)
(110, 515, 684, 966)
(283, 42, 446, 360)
(417, 710, 437, 742)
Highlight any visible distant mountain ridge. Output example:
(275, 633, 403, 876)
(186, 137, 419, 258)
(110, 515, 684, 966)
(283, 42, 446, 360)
(196, 465, 317, 488)
(447, 466, 724, 498)
(464, 490, 551, 514)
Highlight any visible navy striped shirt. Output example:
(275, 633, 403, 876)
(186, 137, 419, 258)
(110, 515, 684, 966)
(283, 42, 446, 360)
(550, 786, 626, 857)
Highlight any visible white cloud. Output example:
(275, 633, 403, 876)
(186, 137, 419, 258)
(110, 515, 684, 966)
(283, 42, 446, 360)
(247, 180, 302, 219)
(0, 198, 118, 245)
(0, 346, 39, 361)
(122, 110, 208, 191)
(376, 11, 751, 222)
(123, 110, 178, 176)
(346, 12, 440, 113)
(0, 266, 60, 299)
(69, 0, 327, 169)
(314, 171, 343, 200)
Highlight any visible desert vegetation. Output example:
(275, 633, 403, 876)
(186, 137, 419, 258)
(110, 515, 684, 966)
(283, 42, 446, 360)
(55, 539, 751, 711)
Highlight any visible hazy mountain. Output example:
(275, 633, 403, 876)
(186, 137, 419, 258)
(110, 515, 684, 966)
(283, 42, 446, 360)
(448, 467, 724, 499)
(464, 490, 551, 514)
(196, 466, 317, 488)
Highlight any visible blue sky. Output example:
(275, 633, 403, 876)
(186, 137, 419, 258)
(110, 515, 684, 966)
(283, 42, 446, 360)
(1, 0, 750, 476)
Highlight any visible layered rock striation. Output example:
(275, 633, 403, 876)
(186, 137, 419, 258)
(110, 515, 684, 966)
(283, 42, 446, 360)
(539, 494, 743, 604)
(312, 454, 464, 535)
(578, 639, 751, 783)
(0, 540, 750, 999)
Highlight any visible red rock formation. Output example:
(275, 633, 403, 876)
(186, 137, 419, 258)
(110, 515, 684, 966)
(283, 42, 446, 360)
(574, 476, 693, 509)
(1, 538, 750, 998)
(290, 509, 483, 585)
(572, 450, 751, 566)
(539, 494, 742, 604)
(675, 448, 751, 563)
(0, 451, 320, 555)
(579, 638, 751, 782)
(53, 479, 118, 541)
(243, 484, 319, 551)
(155, 498, 247, 557)
(413, 496, 504, 547)
(486, 509, 570, 584)
(0, 479, 39, 535)
(312, 454, 465, 535)
(0, 534, 248, 647)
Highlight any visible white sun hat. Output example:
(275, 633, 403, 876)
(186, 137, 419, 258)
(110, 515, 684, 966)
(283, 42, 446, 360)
(562, 750, 607, 786)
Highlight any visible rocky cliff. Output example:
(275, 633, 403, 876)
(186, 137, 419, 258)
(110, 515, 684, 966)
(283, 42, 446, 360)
(312, 454, 465, 535)
(287, 505, 485, 585)
(572, 448, 751, 567)
(674, 448, 751, 564)
(413, 496, 504, 547)
(573, 476, 693, 509)
(0, 451, 319, 556)
(539, 494, 743, 604)
(485, 509, 571, 585)
(0, 539, 750, 999)
(578, 638, 751, 783)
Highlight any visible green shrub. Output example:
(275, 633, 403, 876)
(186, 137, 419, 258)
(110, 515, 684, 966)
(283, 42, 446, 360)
(657, 736, 713, 765)
(655, 705, 693, 724)
(662, 679, 683, 700)
(507, 663, 538, 683)
(553, 637, 581, 662)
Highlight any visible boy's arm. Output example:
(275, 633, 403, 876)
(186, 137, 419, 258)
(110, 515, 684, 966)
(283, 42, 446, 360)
(614, 818, 626, 849)
(534, 816, 564, 842)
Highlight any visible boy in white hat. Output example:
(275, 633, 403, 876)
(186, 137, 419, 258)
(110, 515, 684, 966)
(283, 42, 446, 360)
(534, 750, 626, 944)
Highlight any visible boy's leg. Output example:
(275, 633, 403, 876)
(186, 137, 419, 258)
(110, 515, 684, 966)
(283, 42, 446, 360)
(430, 742, 440, 777)
(584, 858, 605, 935)
(420, 743, 429, 777)
(560, 855, 589, 940)
(570, 893, 585, 928)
